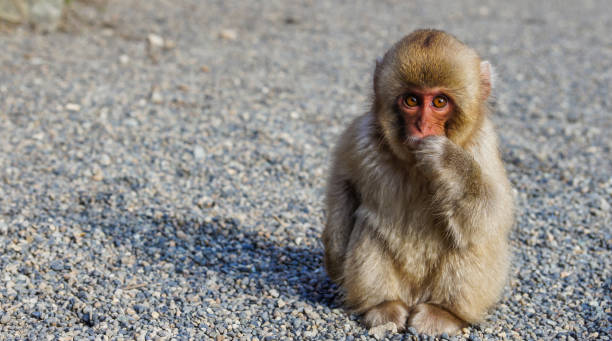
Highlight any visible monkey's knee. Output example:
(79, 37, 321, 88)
(363, 300, 410, 330)
(407, 303, 466, 335)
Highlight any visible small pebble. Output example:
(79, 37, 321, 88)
(65, 103, 81, 112)
(147, 34, 164, 47)
(119, 54, 130, 64)
(218, 29, 238, 40)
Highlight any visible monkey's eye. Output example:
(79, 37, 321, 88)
(403, 95, 419, 107)
(432, 95, 448, 108)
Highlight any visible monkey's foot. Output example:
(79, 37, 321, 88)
(407, 303, 466, 335)
(363, 300, 409, 331)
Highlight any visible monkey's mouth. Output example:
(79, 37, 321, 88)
(404, 135, 422, 148)
(407, 124, 427, 139)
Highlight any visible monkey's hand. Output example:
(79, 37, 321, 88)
(414, 136, 486, 248)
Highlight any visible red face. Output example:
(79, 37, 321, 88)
(397, 88, 453, 139)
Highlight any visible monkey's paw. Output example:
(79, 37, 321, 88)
(363, 300, 409, 331)
(414, 136, 452, 179)
(407, 303, 465, 336)
(414, 136, 475, 195)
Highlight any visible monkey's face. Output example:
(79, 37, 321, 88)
(396, 88, 454, 139)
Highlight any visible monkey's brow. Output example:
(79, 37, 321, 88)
(441, 85, 470, 99)
(397, 80, 464, 93)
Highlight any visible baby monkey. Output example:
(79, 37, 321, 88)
(322, 29, 514, 335)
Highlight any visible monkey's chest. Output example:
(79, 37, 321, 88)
(367, 185, 448, 263)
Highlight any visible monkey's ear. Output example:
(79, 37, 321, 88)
(480, 61, 494, 100)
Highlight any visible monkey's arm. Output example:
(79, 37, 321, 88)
(322, 118, 366, 283)
(322, 171, 361, 284)
(415, 135, 507, 248)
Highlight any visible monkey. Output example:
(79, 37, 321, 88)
(322, 29, 514, 335)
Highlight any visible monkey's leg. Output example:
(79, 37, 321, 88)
(407, 303, 466, 335)
(410, 249, 506, 336)
(342, 226, 408, 329)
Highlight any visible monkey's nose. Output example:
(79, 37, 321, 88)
(415, 118, 423, 133)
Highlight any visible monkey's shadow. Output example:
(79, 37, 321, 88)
(167, 215, 340, 307)
(74, 193, 339, 309)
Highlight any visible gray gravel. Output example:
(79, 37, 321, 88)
(0, 0, 610, 340)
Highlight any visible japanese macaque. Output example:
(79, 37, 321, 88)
(322, 29, 514, 335)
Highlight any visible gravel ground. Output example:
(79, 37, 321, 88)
(0, 0, 610, 340)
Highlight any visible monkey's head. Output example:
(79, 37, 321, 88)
(373, 29, 492, 156)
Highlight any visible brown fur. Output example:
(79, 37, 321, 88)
(363, 300, 410, 330)
(322, 29, 513, 335)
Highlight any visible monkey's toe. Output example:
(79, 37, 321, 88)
(363, 300, 409, 331)
(407, 303, 466, 335)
